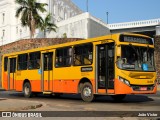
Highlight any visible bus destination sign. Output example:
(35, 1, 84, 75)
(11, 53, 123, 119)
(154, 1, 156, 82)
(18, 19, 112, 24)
(120, 35, 153, 45)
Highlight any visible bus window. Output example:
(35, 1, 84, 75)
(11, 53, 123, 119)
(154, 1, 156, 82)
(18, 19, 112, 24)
(18, 53, 28, 70)
(74, 43, 93, 66)
(28, 52, 41, 69)
(4, 57, 8, 71)
(55, 47, 72, 67)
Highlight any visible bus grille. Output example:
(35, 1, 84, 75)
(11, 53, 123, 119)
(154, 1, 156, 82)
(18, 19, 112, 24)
(131, 85, 154, 91)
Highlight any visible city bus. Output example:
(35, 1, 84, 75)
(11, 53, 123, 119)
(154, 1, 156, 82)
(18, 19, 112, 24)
(1, 33, 157, 102)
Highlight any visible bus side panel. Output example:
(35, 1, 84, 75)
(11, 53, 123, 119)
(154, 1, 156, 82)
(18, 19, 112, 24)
(16, 70, 42, 92)
(53, 80, 63, 92)
(53, 64, 95, 94)
(15, 80, 42, 92)
(15, 80, 23, 91)
(53, 79, 78, 93)
(2, 72, 8, 90)
(53, 79, 95, 94)
(30, 80, 41, 92)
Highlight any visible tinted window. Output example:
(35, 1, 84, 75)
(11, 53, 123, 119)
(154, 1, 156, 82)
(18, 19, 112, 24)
(74, 43, 93, 66)
(4, 57, 8, 71)
(55, 47, 72, 67)
(18, 54, 28, 70)
(28, 52, 41, 69)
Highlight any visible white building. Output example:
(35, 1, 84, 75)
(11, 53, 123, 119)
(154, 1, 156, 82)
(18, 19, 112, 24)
(0, 0, 83, 45)
(47, 12, 110, 39)
(0, 0, 110, 46)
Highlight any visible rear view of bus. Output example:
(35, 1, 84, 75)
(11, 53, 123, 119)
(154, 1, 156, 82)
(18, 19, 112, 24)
(112, 33, 157, 100)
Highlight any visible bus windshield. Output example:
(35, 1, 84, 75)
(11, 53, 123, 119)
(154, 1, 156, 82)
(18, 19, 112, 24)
(117, 45, 155, 71)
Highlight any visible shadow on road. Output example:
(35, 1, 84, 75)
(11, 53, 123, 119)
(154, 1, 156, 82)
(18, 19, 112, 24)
(5, 91, 154, 104)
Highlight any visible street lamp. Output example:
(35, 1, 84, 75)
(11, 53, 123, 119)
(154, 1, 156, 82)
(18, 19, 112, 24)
(106, 12, 109, 24)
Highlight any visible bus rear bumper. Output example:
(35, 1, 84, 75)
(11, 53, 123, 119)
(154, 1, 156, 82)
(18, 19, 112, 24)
(114, 79, 157, 95)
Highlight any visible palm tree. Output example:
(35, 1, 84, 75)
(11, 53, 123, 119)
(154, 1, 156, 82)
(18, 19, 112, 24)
(15, 0, 47, 38)
(40, 13, 57, 38)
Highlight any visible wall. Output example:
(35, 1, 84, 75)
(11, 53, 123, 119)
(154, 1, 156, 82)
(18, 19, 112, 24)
(154, 35, 160, 83)
(47, 13, 110, 39)
(0, 38, 82, 87)
(88, 19, 110, 38)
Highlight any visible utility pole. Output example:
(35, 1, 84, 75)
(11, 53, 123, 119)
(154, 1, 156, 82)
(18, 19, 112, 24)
(86, 0, 88, 12)
(106, 12, 109, 24)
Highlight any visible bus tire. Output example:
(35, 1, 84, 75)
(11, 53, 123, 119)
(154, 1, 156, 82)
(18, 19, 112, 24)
(23, 82, 32, 98)
(81, 82, 94, 102)
(111, 94, 126, 101)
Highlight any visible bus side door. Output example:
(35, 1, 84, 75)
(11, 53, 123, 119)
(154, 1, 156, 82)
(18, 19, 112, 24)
(8, 57, 17, 90)
(96, 43, 114, 93)
(41, 52, 53, 92)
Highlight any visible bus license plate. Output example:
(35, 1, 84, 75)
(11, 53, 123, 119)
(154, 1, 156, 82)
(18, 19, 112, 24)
(140, 87, 147, 91)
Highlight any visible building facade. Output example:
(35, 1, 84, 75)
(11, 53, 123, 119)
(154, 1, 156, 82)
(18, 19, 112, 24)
(47, 12, 110, 39)
(0, 0, 82, 45)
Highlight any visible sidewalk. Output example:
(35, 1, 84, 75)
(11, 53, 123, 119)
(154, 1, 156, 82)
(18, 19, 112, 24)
(0, 98, 43, 111)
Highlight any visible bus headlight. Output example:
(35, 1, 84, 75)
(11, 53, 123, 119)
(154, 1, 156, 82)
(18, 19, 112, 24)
(118, 76, 130, 86)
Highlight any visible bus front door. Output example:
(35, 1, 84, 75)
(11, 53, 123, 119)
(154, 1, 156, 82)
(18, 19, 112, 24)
(42, 52, 53, 92)
(8, 57, 16, 90)
(96, 43, 114, 93)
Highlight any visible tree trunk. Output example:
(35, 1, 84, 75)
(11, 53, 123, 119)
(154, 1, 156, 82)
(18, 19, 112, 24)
(44, 29, 46, 38)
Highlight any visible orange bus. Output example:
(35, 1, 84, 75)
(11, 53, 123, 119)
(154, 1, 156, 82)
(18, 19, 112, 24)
(2, 33, 157, 102)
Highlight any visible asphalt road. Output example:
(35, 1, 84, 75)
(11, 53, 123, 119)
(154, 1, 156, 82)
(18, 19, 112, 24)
(0, 90, 160, 112)
(0, 91, 160, 120)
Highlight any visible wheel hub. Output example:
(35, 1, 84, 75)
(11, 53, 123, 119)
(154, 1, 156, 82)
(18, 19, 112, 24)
(83, 87, 91, 97)
(24, 86, 29, 95)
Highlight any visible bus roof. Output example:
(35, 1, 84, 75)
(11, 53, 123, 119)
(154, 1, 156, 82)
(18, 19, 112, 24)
(2, 33, 152, 57)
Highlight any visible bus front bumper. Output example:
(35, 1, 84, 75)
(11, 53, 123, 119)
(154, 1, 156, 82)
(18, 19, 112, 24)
(114, 79, 157, 95)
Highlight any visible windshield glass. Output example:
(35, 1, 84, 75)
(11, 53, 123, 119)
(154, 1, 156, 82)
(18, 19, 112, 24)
(117, 45, 155, 71)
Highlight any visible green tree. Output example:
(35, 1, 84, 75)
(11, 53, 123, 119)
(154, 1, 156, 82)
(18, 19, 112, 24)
(40, 13, 57, 38)
(15, 0, 47, 38)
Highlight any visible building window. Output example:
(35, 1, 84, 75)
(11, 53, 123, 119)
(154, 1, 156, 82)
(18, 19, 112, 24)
(2, 29, 5, 38)
(2, 13, 5, 24)
(74, 43, 93, 66)
(16, 27, 18, 34)
(53, 5, 56, 15)
(55, 47, 72, 67)
(20, 29, 22, 36)
(64, 13, 67, 20)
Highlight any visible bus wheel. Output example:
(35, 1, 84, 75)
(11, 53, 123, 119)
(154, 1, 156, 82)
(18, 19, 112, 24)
(111, 94, 126, 101)
(23, 82, 32, 98)
(81, 82, 94, 102)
